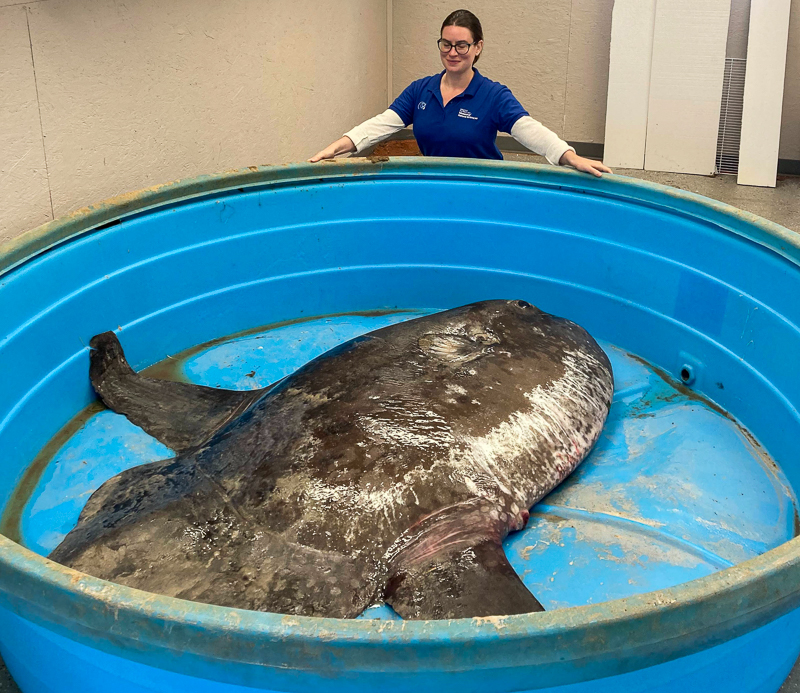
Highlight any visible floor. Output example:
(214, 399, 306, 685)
(1, 152, 798, 692)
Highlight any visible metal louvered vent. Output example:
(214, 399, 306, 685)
(716, 58, 747, 175)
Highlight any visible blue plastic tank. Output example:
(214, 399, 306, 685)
(0, 158, 799, 692)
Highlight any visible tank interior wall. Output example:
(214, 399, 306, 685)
(2, 166, 800, 507)
(390, 0, 800, 157)
(0, 0, 388, 244)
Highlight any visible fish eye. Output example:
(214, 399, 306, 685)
(516, 300, 531, 309)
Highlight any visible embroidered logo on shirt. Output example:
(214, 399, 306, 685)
(458, 108, 478, 120)
(417, 102, 427, 110)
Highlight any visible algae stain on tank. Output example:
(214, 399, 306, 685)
(0, 402, 104, 544)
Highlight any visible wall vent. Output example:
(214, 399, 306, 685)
(716, 58, 747, 175)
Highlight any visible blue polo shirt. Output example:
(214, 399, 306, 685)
(388, 69, 528, 160)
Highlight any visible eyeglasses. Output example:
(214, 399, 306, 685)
(437, 39, 476, 55)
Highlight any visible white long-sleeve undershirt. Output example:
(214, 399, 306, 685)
(343, 110, 575, 165)
(510, 116, 575, 166)
(344, 110, 406, 154)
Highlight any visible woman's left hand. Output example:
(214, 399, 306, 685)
(559, 150, 613, 177)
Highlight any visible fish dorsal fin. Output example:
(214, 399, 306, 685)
(89, 332, 265, 455)
(383, 500, 544, 619)
(418, 332, 496, 364)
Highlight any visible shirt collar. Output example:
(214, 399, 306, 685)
(427, 68, 483, 105)
(463, 68, 484, 97)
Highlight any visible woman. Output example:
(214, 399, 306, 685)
(309, 9, 611, 177)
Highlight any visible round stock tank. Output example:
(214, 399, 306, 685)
(0, 158, 799, 693)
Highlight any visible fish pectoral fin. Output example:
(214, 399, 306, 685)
(89, 331, 264, 454)
(383, 500, 544, 620)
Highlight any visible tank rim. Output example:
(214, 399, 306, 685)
(2, 157, 799, 278)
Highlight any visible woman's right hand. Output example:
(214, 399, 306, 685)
(308, 136, 357, 162)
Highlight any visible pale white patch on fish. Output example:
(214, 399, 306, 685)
(358, 408, 455, 450)
(451, 349, 612, 509)
(274, 348, 610, 548)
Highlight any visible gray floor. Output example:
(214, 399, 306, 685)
(1, 160, 798, 692)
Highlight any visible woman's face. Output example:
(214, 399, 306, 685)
(439, 24, 482, 77)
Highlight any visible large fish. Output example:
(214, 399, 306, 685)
(50, 300, 613, 619)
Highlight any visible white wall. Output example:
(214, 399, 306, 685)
(0, 0, 387, 244)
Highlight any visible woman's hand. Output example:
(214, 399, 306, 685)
(559, 150, 613, 177)
(309, 136, 357, 163)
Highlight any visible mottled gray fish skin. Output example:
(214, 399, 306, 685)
(50, 300, 614, 620)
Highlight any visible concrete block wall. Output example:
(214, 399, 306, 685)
(0, 0, 388, 244)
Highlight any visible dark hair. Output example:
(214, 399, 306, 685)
(441, 9, 483, 64)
